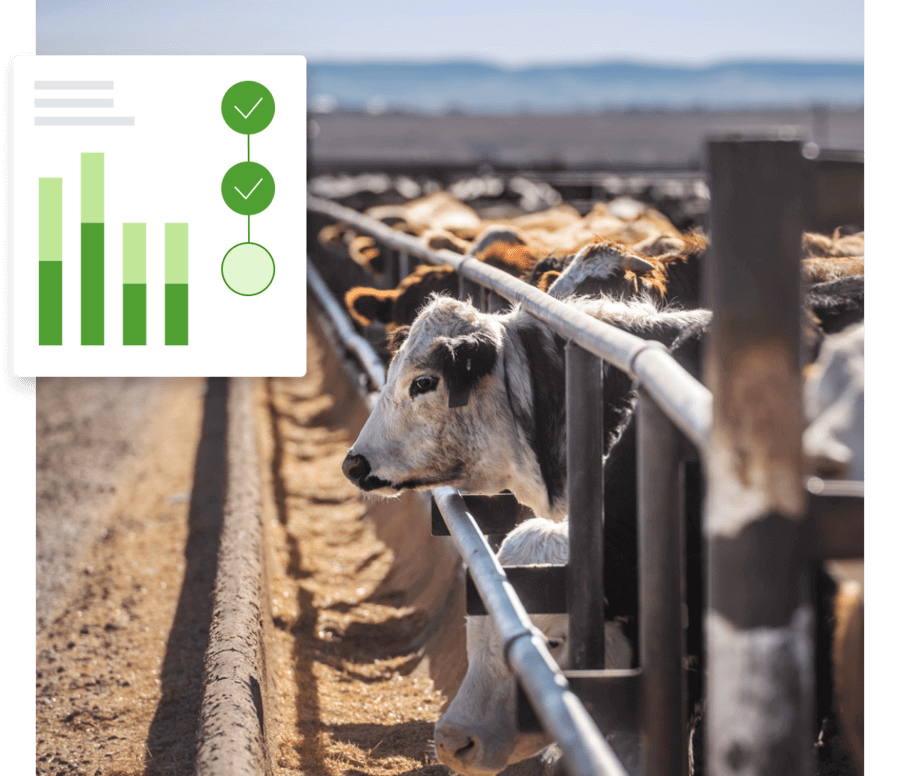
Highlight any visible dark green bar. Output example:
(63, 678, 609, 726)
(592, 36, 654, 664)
(39, 261, 63, 345)
(123, 284, 146, 345)
(165, 283, 188, 345)
(81, 222, 104, 345)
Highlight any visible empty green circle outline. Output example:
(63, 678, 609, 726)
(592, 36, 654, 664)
(221, 242, 275, 296)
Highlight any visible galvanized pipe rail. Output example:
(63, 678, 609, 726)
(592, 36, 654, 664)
(308, 261, 386, 394)
(308, 194, 712, 450)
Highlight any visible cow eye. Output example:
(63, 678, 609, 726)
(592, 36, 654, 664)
(547, 637, 565, 650)
(410, 375, 439, 398)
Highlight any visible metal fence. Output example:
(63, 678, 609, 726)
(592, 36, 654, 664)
(307, 137, 864, 776)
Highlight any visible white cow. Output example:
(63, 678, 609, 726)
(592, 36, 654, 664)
(803, 322, 864, 480)
(342, 293, 711, 521)
(433, 518, 637, 776)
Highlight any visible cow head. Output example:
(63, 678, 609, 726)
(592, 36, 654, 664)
(343, 296, 517, 498)
(434, 611, 570, 775)
(546, 242, 656, 301)
(433, 519, 633, 775)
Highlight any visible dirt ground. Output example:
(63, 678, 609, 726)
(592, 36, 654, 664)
(35, 314, 466, 775)
(36, 376, 214, 774)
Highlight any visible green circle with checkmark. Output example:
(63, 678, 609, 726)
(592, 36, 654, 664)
(222, 81, 275, 135)
(221, 162, 275, 216)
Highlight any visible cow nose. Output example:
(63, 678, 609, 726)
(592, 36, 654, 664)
(342, 452, 371, 485)
(434, 721, 480, 765)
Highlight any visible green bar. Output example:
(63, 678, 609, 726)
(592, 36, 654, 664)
(165, 224, 188, 345)
(39, 178, 63, 263)
(123, 224, 146, 284)
(165, 284, 188, 346)
(39, 178, 63, 345)
(81, 153, 104, 223)
(123, 284, 147, 345)
(81, 223, 104, 345)
(165, 223, 188, 284)
(39, 262, 63, 345)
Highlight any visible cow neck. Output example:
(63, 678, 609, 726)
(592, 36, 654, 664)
(502, 315, 568, 519)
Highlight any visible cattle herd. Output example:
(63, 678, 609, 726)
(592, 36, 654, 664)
(310, 175, 864, 776)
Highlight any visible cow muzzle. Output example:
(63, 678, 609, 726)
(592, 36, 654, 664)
(434, 722, 494, 775)
(341, 452, 391, 492)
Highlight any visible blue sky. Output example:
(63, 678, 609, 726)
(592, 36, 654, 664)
(37, 0, 864, 65)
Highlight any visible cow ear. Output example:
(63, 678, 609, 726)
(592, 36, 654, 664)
(386, 325, 411, 355)
(437, 332, 498, 408)
(345, 287, 395, 326)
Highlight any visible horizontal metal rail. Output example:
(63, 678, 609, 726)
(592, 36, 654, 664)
(308, 261, 386, 393)
(431, 486, 630, 776)
(308, 194, 712, 450)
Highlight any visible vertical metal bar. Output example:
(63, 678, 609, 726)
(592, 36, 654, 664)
(638, 389, 687, 776)
(705, 138, 813, 776)
(382, 246, 398, 288)
(566, 342, 606, 670)
(487, 289, 507, 313)
(398, 250, 410, 279)
(459, 274, 484, 309)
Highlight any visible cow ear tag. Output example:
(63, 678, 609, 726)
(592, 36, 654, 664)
(448, 382, 471, 409)
(442, 336, 495, 409)
(447, 358, 473, 408)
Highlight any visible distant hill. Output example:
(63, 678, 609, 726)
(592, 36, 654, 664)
(307, 60, 863, 114)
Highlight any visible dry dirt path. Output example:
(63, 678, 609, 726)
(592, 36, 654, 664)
(36, 376, 220, 775)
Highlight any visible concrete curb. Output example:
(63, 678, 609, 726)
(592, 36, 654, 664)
(195, 377, 271, 776)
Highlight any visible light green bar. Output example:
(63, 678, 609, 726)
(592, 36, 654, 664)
(81, 152, 104, 223)
(165, 223, 188, 284)
(39, 178, 63, 263)
(123, 224, 146, 284)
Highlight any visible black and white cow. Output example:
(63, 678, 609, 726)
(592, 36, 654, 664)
(341, 293, 710, 520)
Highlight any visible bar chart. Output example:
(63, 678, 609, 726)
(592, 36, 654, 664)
(14, 55, 307, 377)
(37, 152, 192, 348)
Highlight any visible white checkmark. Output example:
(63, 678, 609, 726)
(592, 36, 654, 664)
(234, 97, 263, 119)
(235, 178, 263, 200)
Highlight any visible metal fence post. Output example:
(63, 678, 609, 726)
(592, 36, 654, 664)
(565, 342, 606, 670)
(382, 247, 398, 288)
(704, 138, 813, 776)
(459, 274, 484, 309)
(638, 389, 687, 776)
